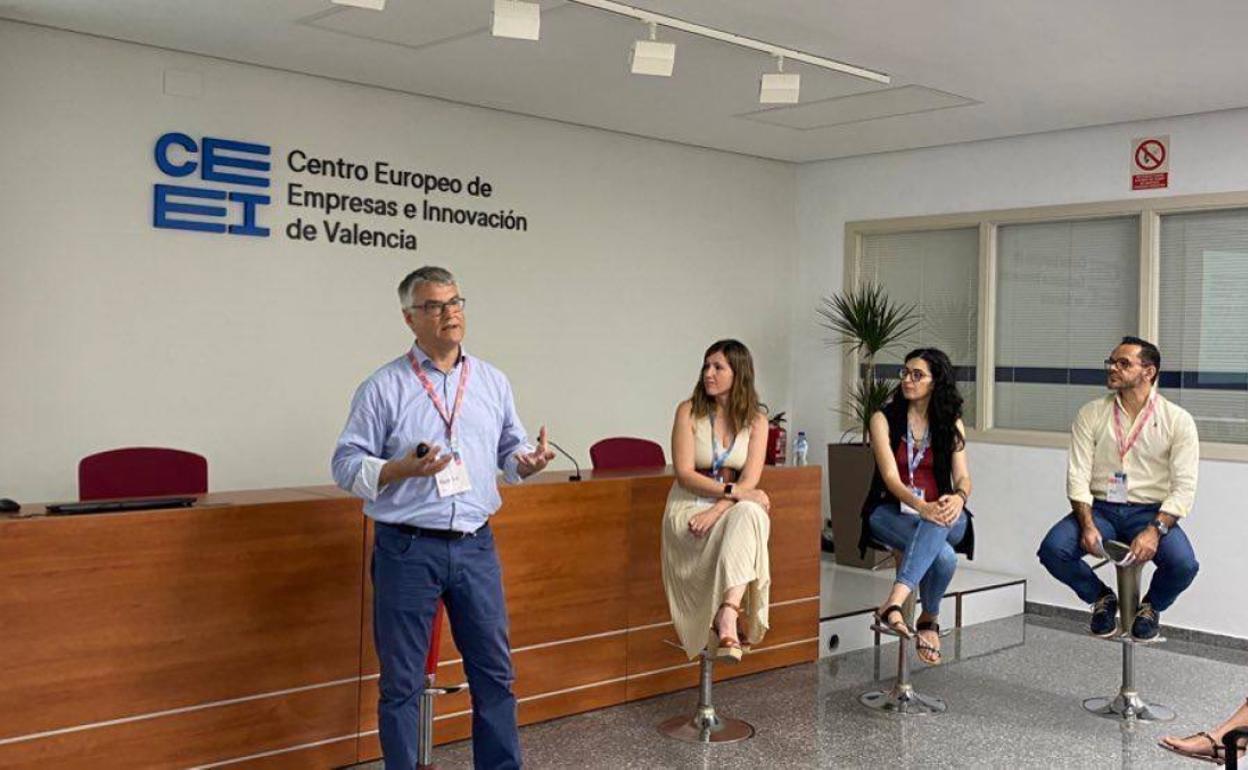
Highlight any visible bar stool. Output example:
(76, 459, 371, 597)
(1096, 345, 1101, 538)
(859, 550, 947, 716)
(417, 600, 469, 770)
(657, 643, 755, 743)
(1082, 540, 1174, 722)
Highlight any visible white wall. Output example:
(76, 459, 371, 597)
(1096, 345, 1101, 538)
(795, 108, 1248, 639)
(0, 21, 797, 502)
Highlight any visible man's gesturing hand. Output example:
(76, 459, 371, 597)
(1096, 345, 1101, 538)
(516, 426, 557, 478)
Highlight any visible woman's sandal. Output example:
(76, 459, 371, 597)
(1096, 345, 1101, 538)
(1158, 732, 1227, 764)
(712, 601, 744, 663)
(871, 604, 913, 639)
(914, 619, 942, 665)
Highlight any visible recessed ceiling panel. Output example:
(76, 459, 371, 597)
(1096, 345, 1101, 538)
(306, 0, 570, 52)
(737, 85, 978, 130)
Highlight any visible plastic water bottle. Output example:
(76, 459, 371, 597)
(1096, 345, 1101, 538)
(793, 431, 809, 466)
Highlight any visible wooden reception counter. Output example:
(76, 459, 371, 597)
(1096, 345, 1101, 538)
(0, 466, 821, 768)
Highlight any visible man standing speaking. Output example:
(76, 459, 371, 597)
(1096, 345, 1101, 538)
(332, 266, 553, 769)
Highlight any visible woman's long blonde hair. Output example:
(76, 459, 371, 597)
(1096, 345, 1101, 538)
(690, 339, 763, 433)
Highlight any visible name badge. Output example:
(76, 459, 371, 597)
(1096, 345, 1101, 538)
(435, 455, 473, 498)
(899, 486, 925, 515)
(1106, 471, 1129, 504)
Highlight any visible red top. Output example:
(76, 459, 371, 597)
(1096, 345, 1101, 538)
(894, 440, 940, 503)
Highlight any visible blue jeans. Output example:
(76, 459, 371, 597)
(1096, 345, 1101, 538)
(1036, 500, 1198, 612)
(867, 502, 968, 616)
(372, 522, 521, 770)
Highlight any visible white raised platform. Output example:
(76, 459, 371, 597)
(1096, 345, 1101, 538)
(819, 555, 1025, 658)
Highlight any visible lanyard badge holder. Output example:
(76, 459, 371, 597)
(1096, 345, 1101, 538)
(1106, 394, 1157, 504)
(409, 352, 473, 498)
(696, 412, 739, 507)
(708, 411, 738, 483)
(898, 425, 929, 515)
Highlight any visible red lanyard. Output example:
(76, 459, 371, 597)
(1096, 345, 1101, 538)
(408, 350, 471, 447)
(1112, 392, 1157, 462)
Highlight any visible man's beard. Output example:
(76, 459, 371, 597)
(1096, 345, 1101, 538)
(1110, 374, 1145, 391)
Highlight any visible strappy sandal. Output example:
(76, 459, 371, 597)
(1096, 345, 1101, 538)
(1158, 731, 1227, 765)
(871, 604, 913, 639)
(712, 601, 744, 663)
(914, 619, 942, 665)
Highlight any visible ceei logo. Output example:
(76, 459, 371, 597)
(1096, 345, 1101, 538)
(152, 132, 271, 236)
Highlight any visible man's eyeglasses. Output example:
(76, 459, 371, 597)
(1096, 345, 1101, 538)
(898, 368, 929, 382)
(1103, 357, 1138, 371)
(408, 297, 467, 316)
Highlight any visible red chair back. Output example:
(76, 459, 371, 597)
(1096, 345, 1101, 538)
(589, 437, 665, 470)
(426, 600, 446, 677)
(78, 447, 208, 501)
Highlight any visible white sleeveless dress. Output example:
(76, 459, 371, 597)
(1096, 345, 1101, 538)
(661, 414, 771, 660)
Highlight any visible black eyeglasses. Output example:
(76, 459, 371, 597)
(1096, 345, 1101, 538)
(898, 368, 929, 382)
(1104, 357, 1138, 371)
(408, 297, 467, 315)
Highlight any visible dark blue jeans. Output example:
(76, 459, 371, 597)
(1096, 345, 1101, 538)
(1036, 500, 1199, 612)
(372, 522, 521, 770)
(868, 502, 968, 616)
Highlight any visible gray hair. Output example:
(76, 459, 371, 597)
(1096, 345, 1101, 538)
(398, 266, 456, 307)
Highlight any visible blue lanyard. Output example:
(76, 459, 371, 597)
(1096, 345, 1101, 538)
(709, 410, 738, 481)
(905, 424, 929, 486)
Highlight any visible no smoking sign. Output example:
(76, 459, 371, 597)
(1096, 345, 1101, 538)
(1131, 135, 1169, 190)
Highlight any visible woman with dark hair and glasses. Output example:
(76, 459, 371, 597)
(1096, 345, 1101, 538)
(662, 339, 772, 663)
(860, 347, 974, 665)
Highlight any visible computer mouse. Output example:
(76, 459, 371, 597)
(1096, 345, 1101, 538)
(0, 498, 20, 513)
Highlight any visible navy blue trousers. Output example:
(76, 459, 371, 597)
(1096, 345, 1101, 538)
(372, 522, 521, 770)
(1036, 500, 1199, 612)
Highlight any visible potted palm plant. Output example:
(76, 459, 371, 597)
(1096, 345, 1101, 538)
(817, 283, 919, 567)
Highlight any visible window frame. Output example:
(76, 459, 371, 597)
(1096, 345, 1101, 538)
(843, 190, 1248, 462)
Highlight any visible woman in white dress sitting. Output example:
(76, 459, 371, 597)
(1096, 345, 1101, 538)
(661, 339, 772, 662)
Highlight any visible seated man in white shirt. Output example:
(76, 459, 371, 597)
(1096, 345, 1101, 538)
(1037, 336, 1200, 641)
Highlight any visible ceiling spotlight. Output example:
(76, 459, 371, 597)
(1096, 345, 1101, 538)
(492, 0, 541, 41)
(331, 0, 386, 9)
(760, 55, 800, 104)
(630, 21, 675, 77)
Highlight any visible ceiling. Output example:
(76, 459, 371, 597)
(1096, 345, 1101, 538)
(5, 0, 1248, 162)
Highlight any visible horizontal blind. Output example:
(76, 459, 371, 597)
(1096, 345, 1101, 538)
(994, 217, 1139, 431)
(1159, 209, 1248, 444)
(861, 228, 979, 425)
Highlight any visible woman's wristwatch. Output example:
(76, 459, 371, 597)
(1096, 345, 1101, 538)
(723, 483, 735, 499)
(954, 488, 969, 503)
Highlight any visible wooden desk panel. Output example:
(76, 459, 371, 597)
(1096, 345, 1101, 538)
(0, 685, 360, 770)
(0, 497, 364, 767)
(1, 465, 819, 768)
(489, 478, 632, 648)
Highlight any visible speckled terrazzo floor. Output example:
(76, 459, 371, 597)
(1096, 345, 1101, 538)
(357, 613, 1248, 769)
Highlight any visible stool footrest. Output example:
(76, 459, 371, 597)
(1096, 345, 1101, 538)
(426, 684, 469, 696)
(1087, 631, 1167, 645)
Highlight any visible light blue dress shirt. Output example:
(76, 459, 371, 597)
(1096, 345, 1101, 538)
(331, 343, 531, 532)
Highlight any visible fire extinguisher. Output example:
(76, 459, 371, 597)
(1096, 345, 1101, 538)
(766, 411, 787, 466)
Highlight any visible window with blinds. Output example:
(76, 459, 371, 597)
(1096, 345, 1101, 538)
(994, 217, 1140, 431)
(1158, 209, 1248, 444)
(860, 228, 979, 425)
